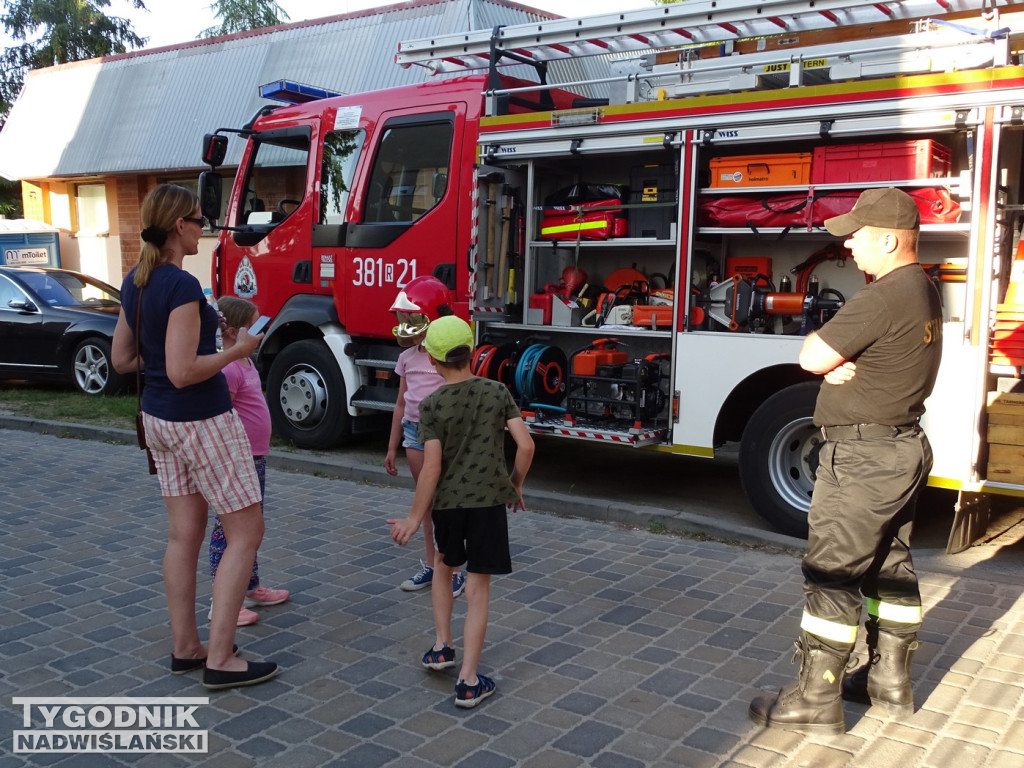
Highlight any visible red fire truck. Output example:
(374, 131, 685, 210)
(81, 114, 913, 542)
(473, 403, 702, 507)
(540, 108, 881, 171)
(200, 0, 1024, 542)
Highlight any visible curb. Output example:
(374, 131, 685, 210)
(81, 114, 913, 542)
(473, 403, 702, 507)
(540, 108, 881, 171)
(0, 415, 137, 446)
(0, 413, 804, 554)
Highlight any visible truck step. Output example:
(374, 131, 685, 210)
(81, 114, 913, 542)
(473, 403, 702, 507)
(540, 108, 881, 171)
(351, 384, 398, 412)
(351, 399, 398, 411)
(523, 412, 669, 448)
(355, 357, 398, 370)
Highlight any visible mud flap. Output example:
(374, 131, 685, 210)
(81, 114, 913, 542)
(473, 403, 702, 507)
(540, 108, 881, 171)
(946, 491, 990, 554)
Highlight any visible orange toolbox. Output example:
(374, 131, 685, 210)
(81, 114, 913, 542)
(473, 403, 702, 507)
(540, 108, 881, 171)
(631, 305, 674, 329)
(811, 140, 952, 184)
(572, 338, 629, 376)
(709, 153, 812, 188)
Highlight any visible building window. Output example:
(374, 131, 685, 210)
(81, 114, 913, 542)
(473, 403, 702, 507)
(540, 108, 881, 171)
(75, 183, 108, 235)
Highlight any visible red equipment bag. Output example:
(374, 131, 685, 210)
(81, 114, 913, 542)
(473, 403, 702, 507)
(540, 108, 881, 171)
(698, 194, 810, 229)
(907, 188, 961, 224)
(541, 183, 627, 241)
(700, 187, 960, 230)
(811, 187, 961, 225)
(541, 199, 628, 240)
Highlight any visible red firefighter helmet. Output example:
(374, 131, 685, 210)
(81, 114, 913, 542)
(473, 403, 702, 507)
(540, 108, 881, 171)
(390, 276, 454, 340)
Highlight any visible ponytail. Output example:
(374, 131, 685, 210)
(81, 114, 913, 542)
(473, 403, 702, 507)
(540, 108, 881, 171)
(134, 184, 200, 287)
(134, 241, 162, 288)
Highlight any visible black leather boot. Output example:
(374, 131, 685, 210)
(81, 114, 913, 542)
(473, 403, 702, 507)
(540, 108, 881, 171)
(749, 633, 852, 735)
(842, 629, 918, 718)
(841, 616, 879, 707)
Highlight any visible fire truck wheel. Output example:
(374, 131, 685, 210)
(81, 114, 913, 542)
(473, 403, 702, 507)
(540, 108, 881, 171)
(267, 339, 352, 449)
(738, 381, 821, 539)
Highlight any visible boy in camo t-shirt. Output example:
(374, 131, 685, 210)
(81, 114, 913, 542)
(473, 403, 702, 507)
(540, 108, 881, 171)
(388, 316, 534, 709)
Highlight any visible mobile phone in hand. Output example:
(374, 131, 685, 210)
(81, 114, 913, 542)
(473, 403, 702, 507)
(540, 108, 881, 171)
(248, 315, 271, 335)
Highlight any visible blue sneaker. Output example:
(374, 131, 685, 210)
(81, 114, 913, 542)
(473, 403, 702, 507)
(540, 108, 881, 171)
(455, 674, 496, 708)
(401, 561, 433, 592)
(452, 571, 466, 599)
(422, 644, 456, 670)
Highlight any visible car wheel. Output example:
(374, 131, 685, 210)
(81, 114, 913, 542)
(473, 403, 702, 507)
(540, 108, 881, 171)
(72, 337, 127, 395)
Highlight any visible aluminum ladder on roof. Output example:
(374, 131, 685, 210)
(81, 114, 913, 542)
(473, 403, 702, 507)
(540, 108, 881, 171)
(618, 18, 1010, 102)
(394, 0, 1012, 74)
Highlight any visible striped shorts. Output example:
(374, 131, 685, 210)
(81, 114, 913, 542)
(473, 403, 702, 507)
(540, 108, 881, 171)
(142, 410, 262, 516)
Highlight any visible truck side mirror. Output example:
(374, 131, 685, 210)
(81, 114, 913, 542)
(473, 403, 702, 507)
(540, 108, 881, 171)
(202, 134, 228, 168)
(199, 171, 222, 224)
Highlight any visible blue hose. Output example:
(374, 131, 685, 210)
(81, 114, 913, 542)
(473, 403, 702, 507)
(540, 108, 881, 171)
(515, 344, 547, 402)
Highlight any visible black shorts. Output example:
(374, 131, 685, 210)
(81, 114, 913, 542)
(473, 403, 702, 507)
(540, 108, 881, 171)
(432, 504, 512, 575)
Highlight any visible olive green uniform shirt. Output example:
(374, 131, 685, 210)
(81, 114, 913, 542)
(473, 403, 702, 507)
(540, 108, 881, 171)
(814, 264, 942, 427)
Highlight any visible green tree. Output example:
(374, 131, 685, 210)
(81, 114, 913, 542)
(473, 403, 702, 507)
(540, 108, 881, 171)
(1, 0, 148, 118)
(0, 0, 148, 217)
(201, 0, 289, 38)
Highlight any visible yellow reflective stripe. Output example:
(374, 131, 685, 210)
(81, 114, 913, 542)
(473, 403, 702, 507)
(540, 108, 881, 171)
(801, 610, 858, 645)
(876, 601, 923, 624)
(540, 220, 607, 235)
(866, 598, 880, 618)
(866, 598, 922, 624)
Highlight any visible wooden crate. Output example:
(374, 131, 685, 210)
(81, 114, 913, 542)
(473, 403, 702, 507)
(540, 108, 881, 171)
(988, 443, 1024, 463)
(986, 390, 1024, 417)
(987, 390, 1024, 480)
(986, 463, 1024, 484)
(988, 411, 1024, 426)
(988, 424, 1024, 445)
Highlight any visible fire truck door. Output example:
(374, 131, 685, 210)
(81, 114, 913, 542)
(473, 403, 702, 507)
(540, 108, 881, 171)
(339, 106, 465, 338)
(226, 122, 317, 309)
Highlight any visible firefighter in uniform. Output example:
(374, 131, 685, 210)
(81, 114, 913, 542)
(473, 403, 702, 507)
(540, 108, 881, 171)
(749, 187, 943, 734)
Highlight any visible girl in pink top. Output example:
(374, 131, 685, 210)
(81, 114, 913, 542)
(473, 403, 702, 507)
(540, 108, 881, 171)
(210, 297, 290, 626)
(385, 278, 465, 597)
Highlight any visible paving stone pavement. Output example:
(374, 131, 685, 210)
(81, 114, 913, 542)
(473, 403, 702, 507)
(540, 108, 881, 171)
(1, 428, 1023, 768)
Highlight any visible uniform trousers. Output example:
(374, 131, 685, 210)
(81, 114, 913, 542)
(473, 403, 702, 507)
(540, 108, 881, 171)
(801, 427, 933, 648)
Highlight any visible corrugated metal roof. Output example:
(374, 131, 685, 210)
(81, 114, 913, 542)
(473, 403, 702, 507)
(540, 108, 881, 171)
(0, 0, 607, 181)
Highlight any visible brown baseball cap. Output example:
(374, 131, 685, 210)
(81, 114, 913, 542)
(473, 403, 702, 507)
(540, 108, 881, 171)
(824, 187, 920, 236)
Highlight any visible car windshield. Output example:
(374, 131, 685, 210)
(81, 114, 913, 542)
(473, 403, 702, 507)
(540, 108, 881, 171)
(19, 271, 120, 308)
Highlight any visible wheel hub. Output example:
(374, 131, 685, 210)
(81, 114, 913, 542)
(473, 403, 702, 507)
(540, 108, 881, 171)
(74, 345, 107, 395)
(766, 417, 821, 513)
(279, 368, 328, 428)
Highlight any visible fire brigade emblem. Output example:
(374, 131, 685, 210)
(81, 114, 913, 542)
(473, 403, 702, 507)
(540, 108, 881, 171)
(234, 257, 257, 299)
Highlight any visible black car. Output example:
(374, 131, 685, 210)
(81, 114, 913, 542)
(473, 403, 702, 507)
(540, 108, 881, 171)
(0, 266, 128, 395)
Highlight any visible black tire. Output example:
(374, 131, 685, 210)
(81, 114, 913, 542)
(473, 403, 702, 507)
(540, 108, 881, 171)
(738, 381, 822, 539)
(71, 337, 127, 396)
(266, 339, 352, 449)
